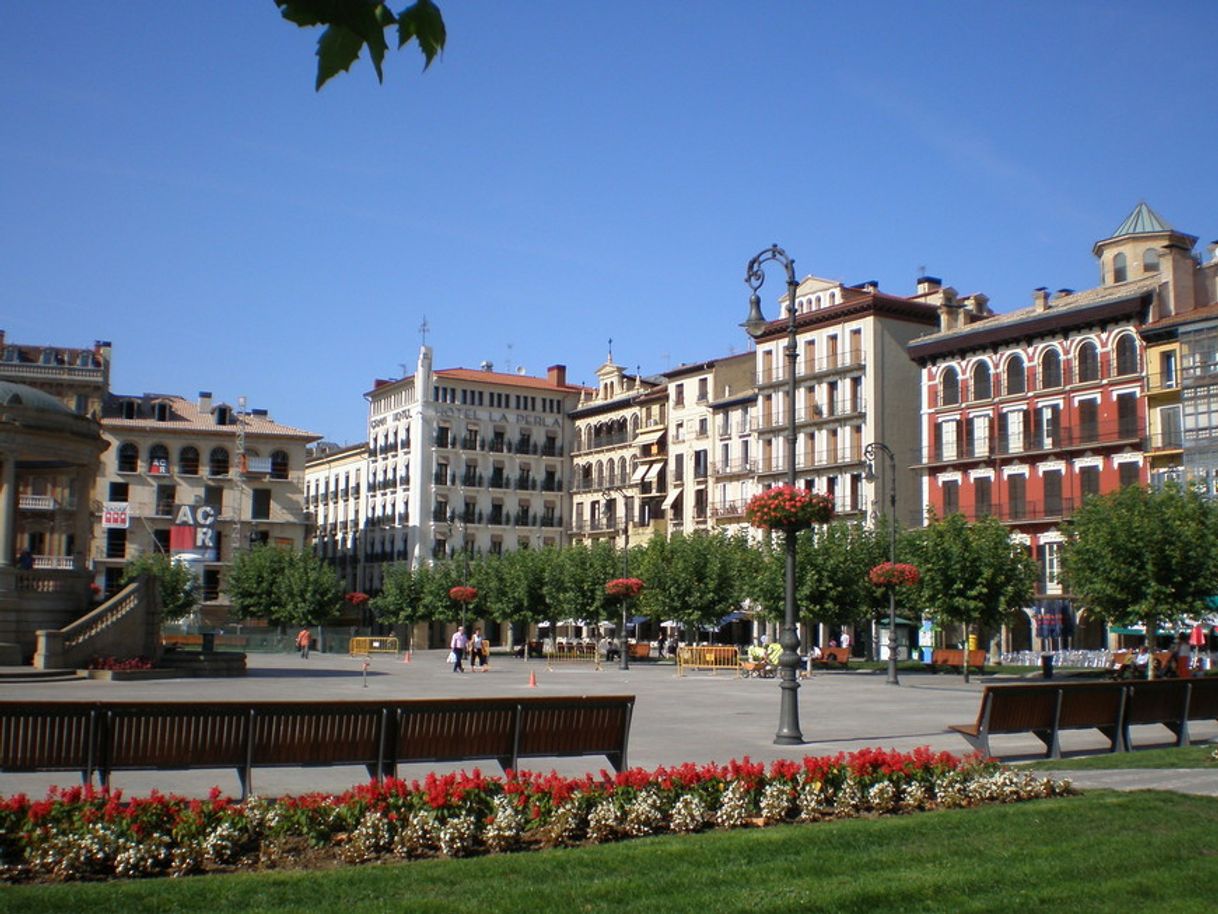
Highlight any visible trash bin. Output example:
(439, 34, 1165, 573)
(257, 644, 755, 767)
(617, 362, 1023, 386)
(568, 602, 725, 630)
(201, 632, 215, 653)
(1040, 652, 1053, 679)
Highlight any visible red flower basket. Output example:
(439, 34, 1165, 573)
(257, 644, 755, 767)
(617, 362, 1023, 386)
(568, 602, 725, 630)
(344, 591, 369, 606)
(605, 577, 645, 599)
(869, 562, 921, 588)
(745, 486, 835, 531)
(449, 585, 478, 604)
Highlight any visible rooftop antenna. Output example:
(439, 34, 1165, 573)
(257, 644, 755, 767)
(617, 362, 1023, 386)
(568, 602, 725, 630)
(505, 342, 514, 374)
(607, 337, 614, 362)
(418, 316, 430, 347)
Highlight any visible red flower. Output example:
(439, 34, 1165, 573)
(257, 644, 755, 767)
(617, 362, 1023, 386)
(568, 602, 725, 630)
(344, 591, 369, 605)
(449, 585, 478, 604)
(605, 577, 645, 598)
(869, 562, 921, 588)
(745, 486, 835, 531)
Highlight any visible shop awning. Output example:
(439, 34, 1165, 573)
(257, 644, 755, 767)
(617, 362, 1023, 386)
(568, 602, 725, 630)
(719, 611, 746, 625)
(643, 463, 663, 481)
(634, 428, 665, 447)
(661, 487, 683, 509)
(630, 464, 649, 483)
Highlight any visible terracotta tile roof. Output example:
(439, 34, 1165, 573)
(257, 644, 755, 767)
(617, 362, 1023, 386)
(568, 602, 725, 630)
(434, 367, 585, 393)
(102, 394, 320, 440)
(911, 275, 1161, 346)
(1140, 301, 1218, 332)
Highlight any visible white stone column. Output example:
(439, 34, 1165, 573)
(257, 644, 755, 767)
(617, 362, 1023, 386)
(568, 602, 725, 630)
(74, 467, 94, 569)
(0, 454, 15, 567)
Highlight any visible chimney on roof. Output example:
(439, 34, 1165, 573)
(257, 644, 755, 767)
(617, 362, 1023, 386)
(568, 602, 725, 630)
(1032, 288, 1050, 312)
(916, 275, 942, 295)
(962, 293, 991, 318)
(252, 408, 268, 417)
(1208, 241, 1218, 263)
(480, 360, 494, 372)
(198, 391, 212, 412)
(1054, 288, 1074, 300)
(547, 364, 567, 387)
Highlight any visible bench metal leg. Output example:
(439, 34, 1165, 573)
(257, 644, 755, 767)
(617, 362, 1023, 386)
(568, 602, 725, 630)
(1032, 728, 1060, 759)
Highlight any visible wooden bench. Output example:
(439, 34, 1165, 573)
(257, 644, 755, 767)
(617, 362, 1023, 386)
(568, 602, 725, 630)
(676, 645, 741, 677)
(0, 696, 635, 800)
(929, 648, 987, 672)
(949, 682, 1126, 759)
(809, 646, 851, 668)
(628, 642, 652, 660)
(1123, 676, 1218, 749)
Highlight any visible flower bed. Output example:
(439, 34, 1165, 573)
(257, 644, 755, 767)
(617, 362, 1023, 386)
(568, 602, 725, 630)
(745, 486, 835, 531)
(0, 748, 1071, 883)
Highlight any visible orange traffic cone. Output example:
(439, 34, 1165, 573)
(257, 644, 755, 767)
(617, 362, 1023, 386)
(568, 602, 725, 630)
(528, 670, 537, 688)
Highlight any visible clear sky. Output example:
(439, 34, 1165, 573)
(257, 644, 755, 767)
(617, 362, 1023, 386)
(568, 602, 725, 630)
(3, 2, 1215, 446)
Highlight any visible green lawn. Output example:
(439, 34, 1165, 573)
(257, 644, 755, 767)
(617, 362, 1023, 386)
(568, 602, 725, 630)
(1021, 744, 1218, 770)
(5, 791, 1217, 914)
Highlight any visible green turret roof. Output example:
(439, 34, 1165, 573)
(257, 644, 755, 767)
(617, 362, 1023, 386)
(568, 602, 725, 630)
(1110, 202, 1171, 238)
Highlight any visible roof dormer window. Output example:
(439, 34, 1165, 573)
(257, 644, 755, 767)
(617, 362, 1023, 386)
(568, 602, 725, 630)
(40, 349, 56, 365)
(121, 399, 138, 420)
(215, 405, 231, 425)
(154, 401, 171, 422)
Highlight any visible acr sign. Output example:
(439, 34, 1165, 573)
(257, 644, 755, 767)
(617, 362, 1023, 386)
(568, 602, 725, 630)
(169, 503, 218, 561)
(101, 502, 129, 529)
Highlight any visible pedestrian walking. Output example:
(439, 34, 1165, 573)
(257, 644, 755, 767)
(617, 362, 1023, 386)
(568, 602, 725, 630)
(450, 627, 468, 673)
(296, 628, 311, 660)
(470, 628, 487, 671)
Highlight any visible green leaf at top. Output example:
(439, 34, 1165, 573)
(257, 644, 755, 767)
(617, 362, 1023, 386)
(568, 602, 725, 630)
(398, 0, 446, 67)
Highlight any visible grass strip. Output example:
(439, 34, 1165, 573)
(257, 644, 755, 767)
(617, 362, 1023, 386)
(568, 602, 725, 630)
(4, 791, 1217, 914)
(1021, 743, 1218, 770)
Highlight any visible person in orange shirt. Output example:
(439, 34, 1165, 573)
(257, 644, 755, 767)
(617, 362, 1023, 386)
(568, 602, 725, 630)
(296, 628, 311, 660)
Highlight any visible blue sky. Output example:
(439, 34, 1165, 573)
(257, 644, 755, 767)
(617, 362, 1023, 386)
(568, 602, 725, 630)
(4, 2, 1215, 446)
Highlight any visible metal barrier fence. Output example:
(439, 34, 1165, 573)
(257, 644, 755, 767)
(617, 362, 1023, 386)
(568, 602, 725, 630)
(676, 645, 741, 677)
(349, 636, 400, 656)
(545, 648, 603, 671)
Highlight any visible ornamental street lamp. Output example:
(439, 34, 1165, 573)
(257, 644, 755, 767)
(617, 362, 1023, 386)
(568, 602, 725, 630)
(602, 486, 632, 670)
(742, 244, 804, 745)
(864, 441, 900, 686)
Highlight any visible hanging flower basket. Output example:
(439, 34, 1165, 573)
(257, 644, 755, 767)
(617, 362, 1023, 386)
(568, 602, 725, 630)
(745, 486, 835, 531)
(869, 562, 921, 588)
(605, 577, 645, 599)
(449, 585, 478, 604)
(344, 591, 369, 606)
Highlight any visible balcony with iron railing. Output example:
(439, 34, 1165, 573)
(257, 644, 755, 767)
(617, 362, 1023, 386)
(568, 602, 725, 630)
(755, 400, 865, 431)
(1146, 370, 1180, 395)
(920, 419, 1143, 465)
(943, 498, 1081, 525)
(713, 459, 755, 477)
(754, 351, 865, 388)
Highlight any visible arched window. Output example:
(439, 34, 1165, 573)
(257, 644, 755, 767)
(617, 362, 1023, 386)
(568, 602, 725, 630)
(630, 414, 640, 437)
(178, 446, 200, 476)
(618, 457, 627, 482)
(970, 362, 992, 401)
(1004, 355, 1026, 395)
(595, 461, 605, 489)
(1076, 341, 1100, 382)
(117, 442, 139, 473)
(148, 444, 170, 475)
(1115, 335, 1139, 376)
(209, 447, 230, 477)
(1112, 252, 1128, 283)
(1039, 349, 1062, 388)
(606, 460, 616, 486)
(270, 450, 290, 480)
(1143, 248, 1160, 273)
(940, 366, 960, 406)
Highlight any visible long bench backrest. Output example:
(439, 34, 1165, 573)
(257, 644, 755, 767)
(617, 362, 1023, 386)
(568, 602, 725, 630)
(983, 685, 1059, 733)
(1186, 677, 1218, 718)
(251, 703, 388, 767)
(1123, 679, 1190, 726)
(395, 700, 518, 763)
(0, 703, 97, 771)
(516, 697, 633, 763)
(1056, 682, 1124, 729)
(103, 704, 251, 770)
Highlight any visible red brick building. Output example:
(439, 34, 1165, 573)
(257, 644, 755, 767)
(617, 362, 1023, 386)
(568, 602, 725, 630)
(906, 206, 1188, 651)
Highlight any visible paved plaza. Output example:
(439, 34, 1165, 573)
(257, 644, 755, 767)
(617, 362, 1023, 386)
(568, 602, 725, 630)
(2, 651, 1215, 798)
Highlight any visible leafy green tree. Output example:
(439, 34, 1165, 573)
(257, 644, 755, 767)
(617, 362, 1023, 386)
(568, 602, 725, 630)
(275, 0, 446, 90)
(227, 546, 343, 626)
(637, 531, 748, 638)
(802, 522, 889, 652)
(908, 513, 1038, 681)
(541, 542, 617, 629)
(121, 552, 199, 622)
(370, 562, 426, 651)
(1063, 482, 1218, 676)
